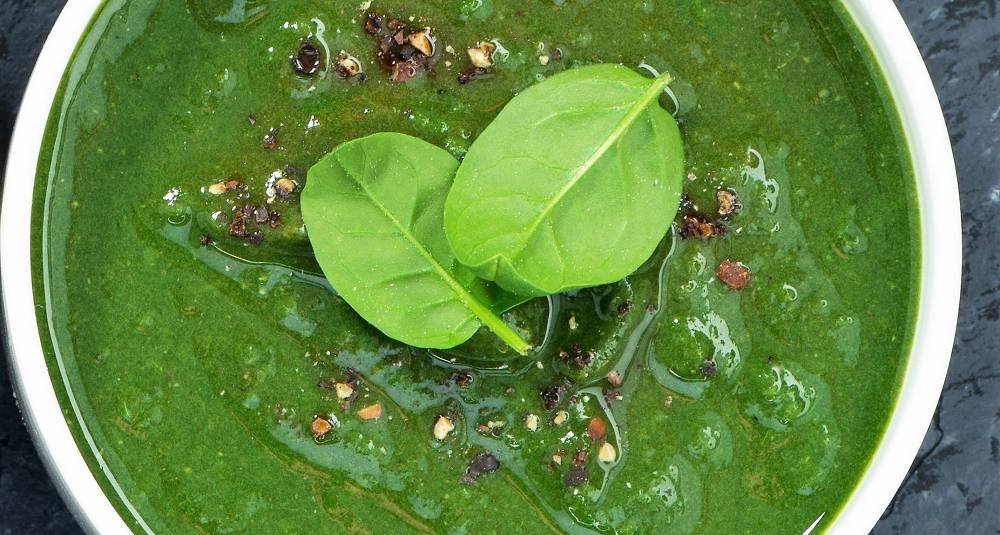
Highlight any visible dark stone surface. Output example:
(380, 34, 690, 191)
(0, 0, 996, 533)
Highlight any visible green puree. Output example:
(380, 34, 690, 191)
(33, 0, 919, 533)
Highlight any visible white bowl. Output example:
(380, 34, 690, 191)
(0, 1, 961, 533)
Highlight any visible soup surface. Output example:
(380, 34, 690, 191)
(33, 0, 919, 533)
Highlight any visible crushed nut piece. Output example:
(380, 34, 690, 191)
(525, 413, 539, 432)
(433, 415, 455, 440)
(356, 403, 382, 421)
(336, 52, 363, 78)
(551, 450, 565, 465)
(598, 441, 617, 463)
(334, 382, 354, 400)
(682, 214, 725, 240)
(716, 187, 742, 218)
(568, 315, 578, 330)
(409, 28, 436, 56)
(467, 41, 496, 68)
(553, 410, 569, 426)
(607, 370, 623, 388)
(274, 177, 297, 198)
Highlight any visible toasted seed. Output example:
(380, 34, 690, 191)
(467, 41, 496, 68)
(334, 382, 354, 400)
(598, 441, 617, 463)
(433, 415, 455, 440)
(356, 403, 382, 421)
(409, 28, 436, 56)
(525, 413, 539, 432)
(553, 410, 569, 426)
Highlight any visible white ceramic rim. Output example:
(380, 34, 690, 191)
(0, 1, 961, 534)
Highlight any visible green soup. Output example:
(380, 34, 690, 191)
(33, 0, 919, 533)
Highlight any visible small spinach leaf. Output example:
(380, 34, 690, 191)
(444, 64, 685, 296)
(301, 133, 531, 354)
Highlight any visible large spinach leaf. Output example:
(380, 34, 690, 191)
(444, 64, 685, 296)
(301, 133, 531, 353)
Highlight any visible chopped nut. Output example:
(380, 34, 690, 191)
(553, 410, 569, 426)
(568, 315, 578, 330)
(598, 441, 617, 463)
(551, 450, 565, 465)
(208, 182, 228, 195)
(433, 415, 455, 440)
(311, 416, 333, 438)
(525, 413, 539, 432)
(716, 188, 742, 218)
(334, 382, 354, 400)
(274, 177, 297, 198)
(572, 449, 587, 467)
(356, 403, 382, 421)
(586, 417, 607, 442)
(408, 28, 436, 56)
(467, 41, 496, 68)
(538, 54, 550, 65)
(607, 370, 623, 388)
(717, 260, 751, 290)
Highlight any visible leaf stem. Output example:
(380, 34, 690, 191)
(467, 299, 532, 355)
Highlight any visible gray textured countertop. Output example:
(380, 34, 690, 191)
(1, 1, 997, 533)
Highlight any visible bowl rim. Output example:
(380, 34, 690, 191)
(0, 1, 961, 534)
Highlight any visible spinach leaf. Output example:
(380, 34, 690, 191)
(444, 64, 685, 296)
(301, 133, 531, 354)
